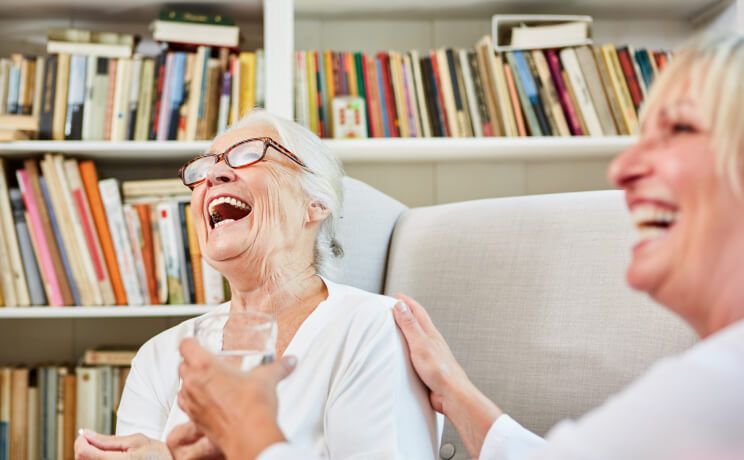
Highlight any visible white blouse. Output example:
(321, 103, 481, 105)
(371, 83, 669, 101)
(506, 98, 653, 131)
(480, 319, 744, 460)
(116, 277, 442, 459)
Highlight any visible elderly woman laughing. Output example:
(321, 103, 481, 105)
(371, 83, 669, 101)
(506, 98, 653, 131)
(73, 110, 440, 459)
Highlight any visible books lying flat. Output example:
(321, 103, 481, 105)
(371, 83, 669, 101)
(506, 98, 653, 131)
(151, 20, 239, 48)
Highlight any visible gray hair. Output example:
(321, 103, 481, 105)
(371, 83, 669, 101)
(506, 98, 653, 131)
(227, 109, 345, 278)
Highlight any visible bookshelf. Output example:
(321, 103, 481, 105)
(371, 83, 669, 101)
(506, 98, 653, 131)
(0, 0, 736, 354)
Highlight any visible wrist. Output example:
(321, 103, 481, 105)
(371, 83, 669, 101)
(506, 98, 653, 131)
(442, 379, 502, 458)
(224, 420, 286, 460)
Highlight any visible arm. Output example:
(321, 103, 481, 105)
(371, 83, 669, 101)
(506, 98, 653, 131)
(393, 294, 545, 459)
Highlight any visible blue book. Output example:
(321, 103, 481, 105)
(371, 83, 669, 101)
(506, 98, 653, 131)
(375, 58, 390, 137)
(316, 52, 328, 137)
(65, 55, 87, 140)
(167, 52, 187, 139)
(635, 49, 655, 89)
(6, 66, 20, 114)
(9, 188, 47, 306)
(39, 177, 81, 306)
(0, 419, 7, 460)
(509, 51, 549, 136)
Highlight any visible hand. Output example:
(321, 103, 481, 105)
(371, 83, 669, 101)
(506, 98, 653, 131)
(393, 294, 502, 458)
(177, 338, 297, 460)
(74, 430, 170, 459)
(166, 422, 224, 460)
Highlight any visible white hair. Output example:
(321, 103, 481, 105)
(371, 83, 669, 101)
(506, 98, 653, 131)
(226, 109, 345, 279)
(641, 31, 744, 194)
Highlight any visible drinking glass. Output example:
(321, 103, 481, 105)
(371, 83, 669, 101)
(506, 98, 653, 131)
(193, 310, 277, 372)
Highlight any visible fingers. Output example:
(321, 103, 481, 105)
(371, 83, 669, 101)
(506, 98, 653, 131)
(252, 356, 297, 386)
(179, 338, 212, 367)
(167, 423, 222, 460)
(395, 293, 437, 333)
(167, 422, 203, 449)
(79, 430, 145, 451)
(393, 298, 429, 348)
(74, 433, 129, 460)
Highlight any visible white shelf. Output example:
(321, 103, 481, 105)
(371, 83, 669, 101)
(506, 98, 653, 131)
(0, 305, 212, 318)
(0, 137, 635, 162)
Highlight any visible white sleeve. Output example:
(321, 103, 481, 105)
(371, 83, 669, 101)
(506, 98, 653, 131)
(258, 443, 321, 460)
(323, 304, 440, 459)
(115, 346, 171, 439)
(479, 415, 546, 460)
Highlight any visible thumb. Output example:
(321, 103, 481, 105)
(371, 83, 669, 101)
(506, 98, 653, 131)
(256, 355, 297, 385)
(80, 430, 144, 451)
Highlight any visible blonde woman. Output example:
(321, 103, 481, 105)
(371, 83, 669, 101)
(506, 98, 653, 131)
(170, 32, 744, 460)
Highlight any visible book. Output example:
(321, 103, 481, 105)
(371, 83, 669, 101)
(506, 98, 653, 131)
(502, 61, 526, 137)
(99, 178, 143, 306)
(510, 21, 590, 49)
(79, 161, 127, 305)
(601, 45, 638, 134)
(9, 368, 28, 460)
(0, 159, 30, 306)
(0, 368, 10, 460)
(545, 49, 583, 136)
(151, 20, 239, 48)
(9, 189, 46, 306)
(157, 201, 185, 304)
(123, 205, 151, 305)
(133, 204, 159, 304)
(574, 46, 618, 136)
(83, 348, 137, 367)
(51, 54, 70, 141)
(64, 55, 86, 140)
(506, 51, 543, 136)
(530, 50, 570, 137)
(559, 48, 603, 136)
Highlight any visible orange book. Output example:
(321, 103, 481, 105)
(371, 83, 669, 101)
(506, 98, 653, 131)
(10, 368, 29, 459)
(503, 63, 527, 137)
(185, 205, 205, 304)
(134, 203, 159, 304)
(78, 161, 127, 305)
(323, 51, 336, 136)
(62, 371, 77, 460)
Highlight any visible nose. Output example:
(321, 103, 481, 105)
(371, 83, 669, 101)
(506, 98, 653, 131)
(206, 158, 237, 186)
(607, 140, 652, 189)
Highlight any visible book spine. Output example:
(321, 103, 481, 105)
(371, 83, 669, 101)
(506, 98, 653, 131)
(38, 56, 57, 140)
(559, 48, 603, 136)
(10, 189, 47, 305)
(122, 205, 151, 305)
(502, 61, 526, 137)
(616, 47, 643, 112)
(178, 203, 195, 304)
(64, 55, 86, 140)
(98, 179, 143, 306)
(545, 49, 583, 136)
(126, 57, 143, 140)
(157, 202, 185, 304)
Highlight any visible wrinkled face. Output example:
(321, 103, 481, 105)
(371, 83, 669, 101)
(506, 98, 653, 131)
(190, 125, 312, 280)
(608, 89, 744, 326)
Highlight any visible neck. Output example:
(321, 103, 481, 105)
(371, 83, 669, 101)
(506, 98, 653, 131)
(226, 263, 322, 314)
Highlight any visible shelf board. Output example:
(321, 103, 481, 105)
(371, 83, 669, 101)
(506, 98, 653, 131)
(0, 137, 635, 163)
(0, 305, 212, 319)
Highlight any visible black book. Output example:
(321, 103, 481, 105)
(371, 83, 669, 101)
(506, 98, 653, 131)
(420, 57, 443, 137)
(38, 55, 57, 140)
(178, 202, 196, 304)
(445, 49, 465, 124)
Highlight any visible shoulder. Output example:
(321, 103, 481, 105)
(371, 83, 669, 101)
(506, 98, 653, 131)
(324, 280, 399, 336)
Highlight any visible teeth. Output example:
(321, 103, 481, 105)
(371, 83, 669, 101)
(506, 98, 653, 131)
(631, 205, 678, 227)
(214, 219, 235, 228)
(207, 196, 251, 216)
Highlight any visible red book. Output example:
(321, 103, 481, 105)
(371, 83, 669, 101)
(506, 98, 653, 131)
(428, 51, 450, 137)
(617, 47, 643, 111)
(545, 49, 583, 136)
(654, 51, 668, 71)
(362, 54, 381, 137)
(377, 53, 399, 137)
(134, 203, 159, 305)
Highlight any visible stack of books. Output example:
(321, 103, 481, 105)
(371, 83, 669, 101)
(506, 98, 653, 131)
(0, 10, 264, 141)
(0, 158, 226, 307)
(295, 36, 671, 138)
(0, 348, 136, 458)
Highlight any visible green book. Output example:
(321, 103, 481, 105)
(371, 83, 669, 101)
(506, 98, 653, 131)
(159, 9, 235, 26)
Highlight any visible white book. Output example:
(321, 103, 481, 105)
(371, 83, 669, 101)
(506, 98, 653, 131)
(53, 155, 104, 306)
(560, 48, 603, 136)
(135, 59, 155, 141)
(202, 259, 224, 305)
(64, 159, 116, 305)
(123, 204, 151, 305)
(402, 54, 422, 138)
(127, 56, 142, 140)
(98, 366, 113, 434)
(409, 50, 432, 138)
(458, 49, 483, 138)
(157, 202, 187, 304)
(151, 21, 239, 48)
(99, 178, 143, 306)
(294, 52, 309, 129)
(47, 41, 132, 58)
(81, 57, 98, 140)
(110, 58, 131, 141)
(0, 159, 29, 306)
(75, 367, 100, 433)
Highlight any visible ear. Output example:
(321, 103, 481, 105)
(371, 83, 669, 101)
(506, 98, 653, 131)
(306, 201, 331, 225)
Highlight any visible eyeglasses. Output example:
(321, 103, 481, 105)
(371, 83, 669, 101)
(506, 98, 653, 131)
(178, 137, 309, 189)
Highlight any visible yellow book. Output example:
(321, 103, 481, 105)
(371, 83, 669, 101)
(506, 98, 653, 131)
(389, 52, 409, 138)
(306, 51, 319, 136)
(346, 53, 358, 97)
(239, 51, 256, 117)
(602, 45, 638, 134)
(52, 54, 70, 141)
(322, 50, 335, 136)
(184, 205, 205, 305)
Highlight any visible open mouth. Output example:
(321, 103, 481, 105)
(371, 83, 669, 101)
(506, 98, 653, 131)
(631, 204, 678, 244)
(207, 195, 252, 229)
